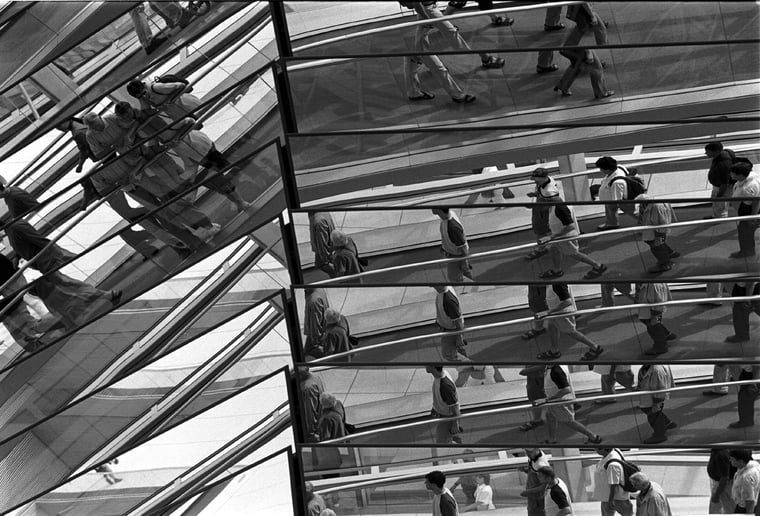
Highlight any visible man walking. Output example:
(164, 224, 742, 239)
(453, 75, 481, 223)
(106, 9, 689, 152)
(630, 472, 672, 516)
(704, 141, 735, 219)
(635, 194, 680, 273)
(595, 156, 633, 230)
(426, 366, 463, 444)
(433, 208, 474, 283)
(595, 448, 634, 515)
(636, 364, 676, 444)
(424, 470, 460, 515)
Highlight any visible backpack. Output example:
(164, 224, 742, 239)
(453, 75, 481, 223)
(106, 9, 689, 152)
(611, 166, 647, 200)
(604, 454, 641, 492)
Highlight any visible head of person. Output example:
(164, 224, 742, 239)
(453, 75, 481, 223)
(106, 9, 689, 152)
(729, 449, 753, 468)
(524, 447, 542, 460)
(304, 481, 317, 502)
(432, 208, 450, 219)
(324, 307, 341, 326)
(595, 156, 618, 175)
(596, 447, 614, 457)
(531, 167, 551, 185)
(126, 79, 147, 99)
(83, 112, 105, 132)
(629, 472, 650, 491)
(536, 466, 556, 485)
(425, 365, 444, 377)
(320, 392, 338, 412)
(424, 470, 446, 494)
(729, 162, 753, 182)
(329, 229, 348, 249)
(296, 366, 311, 382)
(475, 473, 490, 485)
(114, 101, 136, 122)
(704, 141, 724, 159)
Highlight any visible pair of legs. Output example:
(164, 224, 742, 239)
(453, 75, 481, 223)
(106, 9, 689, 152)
(735, 219, 758, 257)
(523, 284, 548, 339)
(445, 255, 473, 283)
(729, 283, 760, 341)
(555, 50, 611, 97)
(600, 282, 633, 307)
(639, 309, 675, 355)
(418, 2, 503, 64)
(129, 3, 168, 53)
(708, 478, 735, 513)
(639, 403, 675, 443)
(710, 184, 730, 218)
(519, 373, 546, 431)
(601, 500, 634, 516)
(644, 234, 679, 272)
(548, 238, 603, 273)
(444, 0, 514, 25)
(600, 367, 635, 395)
(537, 5, 564, 69)
(543, 316, 603, 360)
(31, 272, 120, 330)
(563, 11, 607, 47)
(544, 404, 600, 443)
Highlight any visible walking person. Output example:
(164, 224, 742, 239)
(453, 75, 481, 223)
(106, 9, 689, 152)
(127, 77, 203, 123)
(462, 474, 495, 511)
(433, 208, 474, 284)
(554, 48, 613, 99)
(433, 286, 469, 362)
(725, 281, 760, 343)
(728, 449, 760, 514)
(535, 283, 605, 362)
(727, 365, 759, 429)
(443, 1, 514, 26)
(704, 141, 735, 219)
(309, 212, 336, 277)
(424, 470, 460, 516)
(593, 365, 635, 405)
(708, 448, 736, 514)
(536, 3, 564, 73)
(522, 285, 548, 341)
(635, 282, 677, 356)
(595, 156, 634, 230)
(630, 472, 672, 516)
(595, 448, 634, 516)
(519, 365, 547, 433)
(729, 161, 760, 258)
(635, 194, 680, 273)
(0, 253, 44, 352)
(562, 2, 607, 51)
(425, 365, 463, 444)
(521, 448, 551, 516)
(297, 366, 324, 443)
(636, 364, 676, 444)
(533, 364, 603, 444)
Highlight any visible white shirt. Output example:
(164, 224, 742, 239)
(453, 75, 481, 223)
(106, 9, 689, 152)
(599, 167, 627, 201)
(474, 484, 495, 510)
(732, 460, 760, 508)
(733, 173, 760, 205)
(594, 450, 628, 501)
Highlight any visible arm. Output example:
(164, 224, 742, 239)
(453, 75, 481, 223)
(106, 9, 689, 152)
(710, 476, 728, 503)
(611, 178, 626, 201)
(551, 204, 577, 238)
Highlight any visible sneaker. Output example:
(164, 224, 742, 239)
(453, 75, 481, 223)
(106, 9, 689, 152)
(725, 334, 750, 343)
(452, 94, 477, 104)
(597, 224, 619, 231)
(544, 23, 565, 31)
(666, 422, 678, 430)
(728, 421, 754, 429)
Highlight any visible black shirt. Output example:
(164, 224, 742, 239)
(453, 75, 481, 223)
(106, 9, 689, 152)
(708, 449, 736, 481)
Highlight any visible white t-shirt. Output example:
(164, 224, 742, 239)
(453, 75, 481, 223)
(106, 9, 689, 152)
(594, 450, 628, 500)
(474, 484, 495, 510)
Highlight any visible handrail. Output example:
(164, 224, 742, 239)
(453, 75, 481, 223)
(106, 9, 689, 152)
(308, 294, 760, 364)
(307, 214, 760, 286)
(319, 378, 760, 446)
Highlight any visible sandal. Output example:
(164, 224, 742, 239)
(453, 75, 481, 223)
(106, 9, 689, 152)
(537, 350, 561, 360)
(452, 94, 477, 104)
(408, 91, 435, 101)
(580, 346, 604, 361)
(539, 269, 564, 279)
(583, 264, 607, 279)
(481, 56, 506, 69)
(522, 328, 547, 340)
(525, 248, 548, 261)
(519, 420, 545, 432)
(584, 435, 603, 445)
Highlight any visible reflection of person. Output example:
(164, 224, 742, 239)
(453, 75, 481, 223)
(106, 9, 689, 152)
(304, 288, 330, 359)
(636, 364, 676, 444)
(729, 161, 760, 258)
(635, 282, 676, 356)
(521, 448, 551, 516)
(452, 453, 478, 506)
(519, 366, 547, 432)
(433, 208, 473, 283)
(554, 48, 613, 99)
(94, 459, 122, 485)
(127, 78, 203, 123)
(309, 212, 336, 277)
(404, 2, 478, 103)
(463, 474, 495, 511)
(562, 2, 607, 49)
(727, 365, 759, 429)
(595, 156, 633, 231)
(726, 282, 760, 343)
(595, 448, 634, 516)
(635, 194, 679, 273)
(426, 366, 463, 444)
(321, 308, 353, 361)
(315, 392, 347, 471)
(0, 254, 44, 352)
(533, 364, 602, 444)
(330, 230, 364, 278)
(128, 3, 168, 55)
(537, 467, 573, 516)
(444, 1, 514, 26)
(433, 286, 468, 362)
(424, 470, 460, 516)
(707, 448, 736, 514)
(704, 141, 734, 219)
(630, 472, 672, 516)
(297, 367, 324, 443)
(305, 481, 326, 516)
(593, 365, 635, 404)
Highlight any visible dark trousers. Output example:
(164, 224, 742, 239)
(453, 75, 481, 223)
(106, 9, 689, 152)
(640, 311, 671, 351)
(645, 238, 676, 266)
(640, 405, 672, 438)
(732, 283, 760, 338)
(738, 369, 758, 426)
(738, 220, 758, 256)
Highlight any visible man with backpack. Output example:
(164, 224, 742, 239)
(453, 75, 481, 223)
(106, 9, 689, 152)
(595, 156, 644, 231)
(635, 194, 680, 273)
(704, 141, 735, 219)
(595, 448, 637, 516)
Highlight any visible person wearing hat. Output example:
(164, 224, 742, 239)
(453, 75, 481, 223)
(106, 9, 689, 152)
(635, 193, 680, 273)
